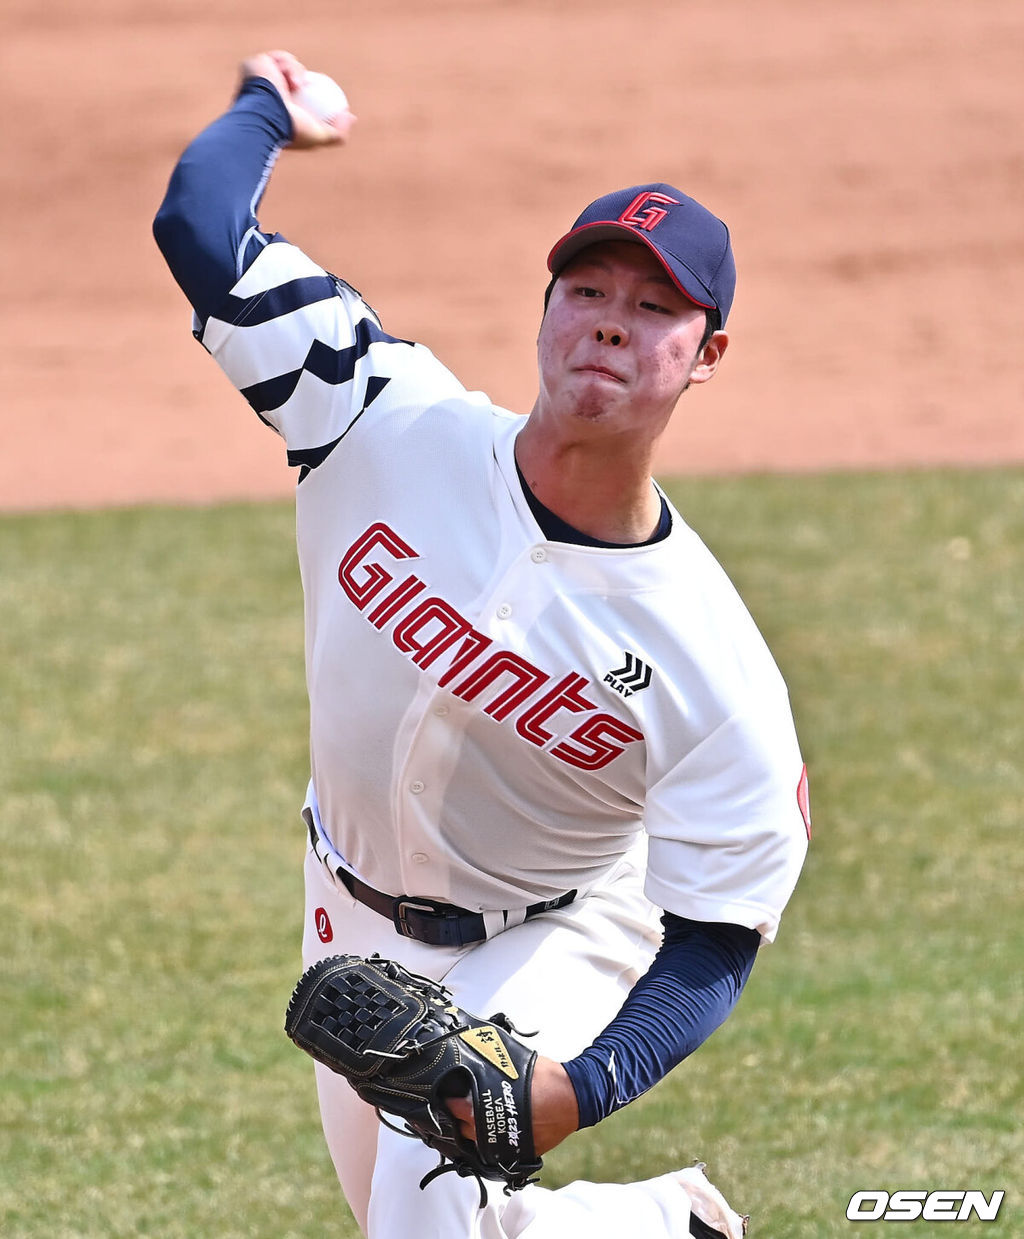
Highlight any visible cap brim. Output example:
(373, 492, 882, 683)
(546, 222, 716, 312)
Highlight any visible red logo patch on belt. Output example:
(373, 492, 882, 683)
(797, 764, 812, 839)
(314, 907, 334, 943)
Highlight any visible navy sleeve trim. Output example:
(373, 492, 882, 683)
(153, 78, 293, 324)
(222, 273, 341, 327)
(239, 320, 413, 416)
(287, 375, 394, 481)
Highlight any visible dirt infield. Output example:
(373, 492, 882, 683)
(3, 0, 1022, 512)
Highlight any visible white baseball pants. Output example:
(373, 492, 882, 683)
(301, 841, 704, 1239)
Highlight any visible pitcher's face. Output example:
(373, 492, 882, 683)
(535, 240, 725, 443)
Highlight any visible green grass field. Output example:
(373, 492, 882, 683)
(2, 467, 1021, 1237)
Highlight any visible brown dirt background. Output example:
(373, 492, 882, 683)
(3, 0, 1022, 513)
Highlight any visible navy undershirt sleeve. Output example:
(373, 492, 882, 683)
(153, 78, 293, 324)
(563, 913, 759, 1129)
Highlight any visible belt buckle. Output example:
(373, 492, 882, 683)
(393, 897, 442, 940)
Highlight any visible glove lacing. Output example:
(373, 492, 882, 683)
(366, 989, 540, 1209)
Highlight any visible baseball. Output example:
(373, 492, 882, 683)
(294, 71, 350, 124)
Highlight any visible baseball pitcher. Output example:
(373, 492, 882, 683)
(154, 49, 810, 1239)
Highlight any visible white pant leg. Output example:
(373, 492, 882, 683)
(301, 842, 702, 1239)
(368, 1131, 694, 1239)
(500, 1174, 699, 1239)
(302, 846, 472, 1233)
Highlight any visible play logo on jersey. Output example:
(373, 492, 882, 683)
(603, 651, 653, 698)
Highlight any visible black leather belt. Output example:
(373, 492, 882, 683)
(308, 818, 575, 948)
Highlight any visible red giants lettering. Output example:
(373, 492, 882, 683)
(392, 598, 477, 668)
(338, 523, 643, 770)
(515, 673, 593, 745)
(451, 650, 550, 721)
(338, 522, 418, 608)
(552, 714, 648, 771)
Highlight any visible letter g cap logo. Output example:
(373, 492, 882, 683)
(618, 190, 681, 232)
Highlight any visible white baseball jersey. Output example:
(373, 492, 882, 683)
(200, 239, 809, 942)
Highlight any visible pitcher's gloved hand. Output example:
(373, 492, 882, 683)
(285, 953, 543, 1205)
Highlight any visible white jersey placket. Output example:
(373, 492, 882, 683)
(388, 539, 560, 906)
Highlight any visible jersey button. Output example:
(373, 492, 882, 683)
(410, 780, 425, 794)
(434, 705, 450, 717)
(496, 603, 512, 619)
(411, 852, 429, 864)
(530, 548, 547, 563)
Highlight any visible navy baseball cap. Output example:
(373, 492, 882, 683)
(546, 183, 735, 326)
